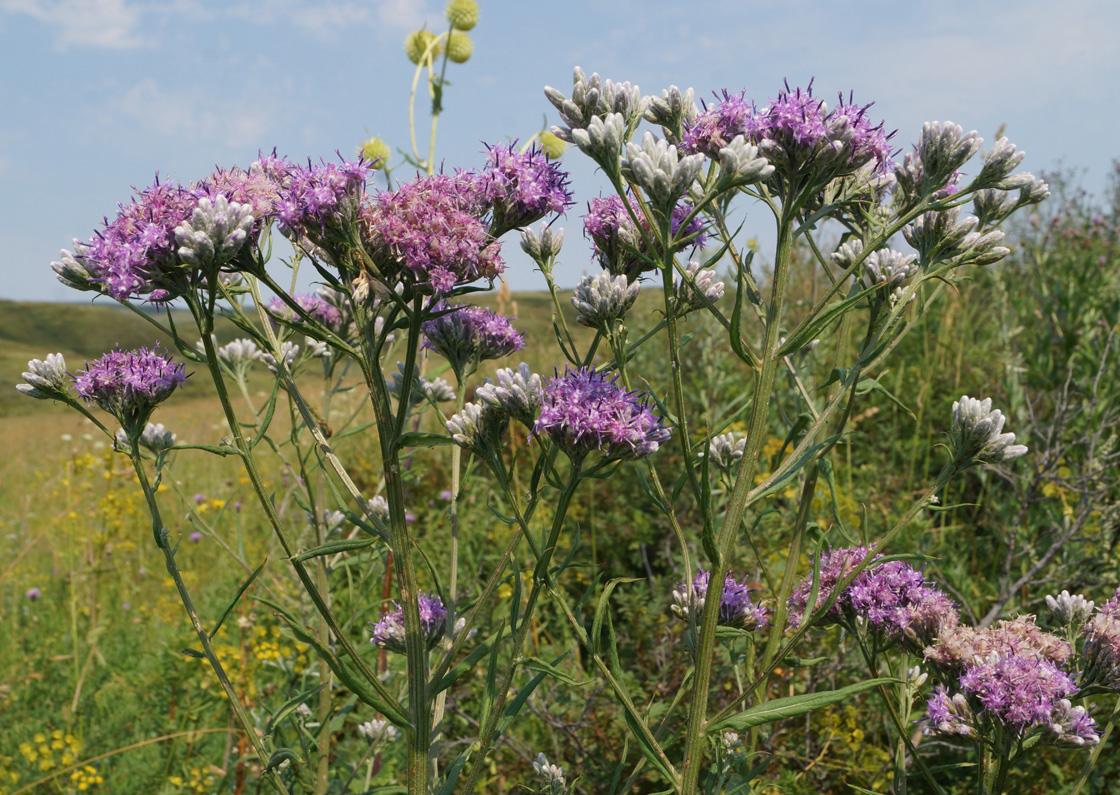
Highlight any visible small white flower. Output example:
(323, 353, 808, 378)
(358, 718, 400, 743)
(1045, 590, 1095, 626)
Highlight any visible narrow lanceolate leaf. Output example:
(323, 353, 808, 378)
(265, 683, 328, 736)
(209, 558, 267, 639)
(393, 431, 455, 452)
(776, 289, 872, 358)
(708, 678, 898, 732)
(291, 537, 377, 563)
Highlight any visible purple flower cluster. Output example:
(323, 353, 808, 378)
(362, 174, 504, 294)
(671, 570, 769, 631)
(1082, 587, 1120, 691)
(369, 592, 447, 653)
(476, 143, 572, 236)
(787, 546, 958, 649)
(268, 293, 346, 333)
(74, 177, 201, 301)
(532, 367, 670, 460)
(73, 345, 188, 424)
(197, 165, 281, 221)
(583, 194, 706, 280)
(681, 82, 893, 177)
(276, 157, 369, 235)
(925, 616, 1072, 671)
(422, 303, 525, 376)
(926, 654, 1099, 747)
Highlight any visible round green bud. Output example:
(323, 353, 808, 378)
(539, 131, 567, 160)
(445, 31, 473, 63)
(360, 137, 391, 170)
(445, 0, 479, 31)
(405, 29, 441, 64)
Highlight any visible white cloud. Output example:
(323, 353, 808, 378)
(104, 78, 271, 148)
(1, 0, 146, 49)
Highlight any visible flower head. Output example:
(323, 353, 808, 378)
(369, 593, 447, 653)
(361, 173, 503, 294)
(950, 396, 1028, 466)
(73, 346, 188, 429)
(1081, 588, 1120, 692)
(17, 353, 69, 400)
(681, 90, 759, 158)
(476, 142, 572, 236)
(533, 367, 670, 460)
(475, 363, 544, 428)
(583, 194, 705, 280)
(671, 570, 769, 630)
(925, 616, 1072, 671)
(422, 303, 524, 376)
(174, 194, 255, 268)
(533, 753, 566, 795)
(358, 718, 401, 743)
(787, 546, 958, 650)
(570, 271, 640, 330)
(276, 157, 368, 237)
(1046, 590, 1096, 627)
(268, 293, 346, 333)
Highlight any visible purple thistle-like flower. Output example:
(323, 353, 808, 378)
(73, 345, 188, 426)
(197, 165, 283, 221)
(422, 303, 525, 376)
(787, 546, 958, 650)
(476, 142, 572, 236)
(926, 615, 1072, 671)
(583, 194, 706, 280)
(276, 157, 368, 236)
(533, 367, 670, 460)
(925, 685, 977, 738)
(959, 653, 1088, 740)
(671, 570, 769, 630)
(369, 592, 447, 653)
(1081, 587, 1120, 691)
(362, 173, 504, 295)
(25, 587, 42, 601)
(72, 176, 201, 301)
(681, 90, 761, 158)
(268, 293, 345, 333)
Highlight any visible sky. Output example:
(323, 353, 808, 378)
(2, 0, 1119, 303)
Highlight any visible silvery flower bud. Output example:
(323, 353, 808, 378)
(533, 753, 566, 795)
(1018, 174, 1050, 206)
(906, 666, 929, 689)
(388, 362, 456, 408)
(955, 229, 1010, 267)
(645, 85, 697, 136)
(424, 376, 456, 403)
(123, 422, 176, 453)
(623, 131, 704, 208)
(714, 135, 774, 191)
(51, 244, 100, 293)
(571, 113, 626, 164)
(18, 353, 69, 398)
(475, 363, 543, 428)
(916, 122, 983, 187)
(305, 337, 331, 360)
(520, 223, 565, 263)
(864, 249, 918, 289)
(675, 261, 725, 312)
(262, 342, 299, 373)
(367, 495, 390, 521)
(446, 401, 508, 456)
(1045, 590, 1095, 626)
(973, 189, 1020, 228)
(831, 239, 865, 270)
(903, 208, 978, 263)
(358, 718, 401, 742)
(707, 432, 747, 473)
(175, 195, 255, 268)
(975, 137, 1027, 189)
(950, 395, 1028, 466)
(571, 271, 640, 330)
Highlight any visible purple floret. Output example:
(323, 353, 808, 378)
(673, 569, 769, 630)
(77, 176, 201, 300)
(268, 293, 345, 332)
(533, 367, 671, 460)
(583, 194, 706, 279)
(787, 546, 958, 650)
(476, 142, 572, 236)
(959, 654, 1079, 737)
(422, 303, 524, 374)
(362, 173, 504, 294)
(276, 157, 368, 235)
(369, 592, 447, 653)
(681, 90, 761, 158)
(73, 345, 188, 420)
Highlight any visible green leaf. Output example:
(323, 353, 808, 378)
(750, 435, 841, 503)
(708, 678, 898, 732)
(209, 558, 267, 639)
(434, 750, 471, 795)
(394, 431, 454, 452)
(495, 669, 549, 735)
(291, 537, 378, 563)
(265, 748, 300, 774)
(592, 578, 642, 656)
(430, 626, 509, 695)
(179, 647, 206, 659)
(777, 289, 871, 358)
(265, 684, 327, 736)
(623, 708, 678, 784)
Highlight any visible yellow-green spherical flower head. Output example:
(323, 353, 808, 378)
(539, 131, 567, 160)
(405, 29, 441, 64)
(360, 137, 391, 170)
(445, 0, 479, 31)
(445, 31, 473, 63)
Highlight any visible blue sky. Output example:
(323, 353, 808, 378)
(2, 0, 1118, 302)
